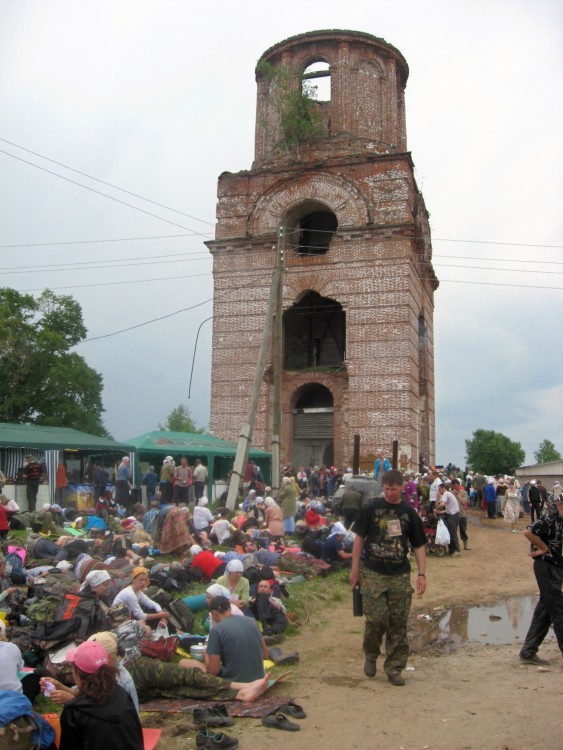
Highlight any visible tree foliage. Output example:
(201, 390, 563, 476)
(465, 428, 526, 475)
(158, 404, 205, 434)
(257, 60, 325, 158)
(534, 439, 562, 464)
(0, 287, 109, 436)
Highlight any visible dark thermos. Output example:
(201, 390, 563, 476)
(352, 583, 363, 616)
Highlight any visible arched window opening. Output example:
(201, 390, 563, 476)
(285, 201, 338, 256)
(284, 291, 345, 370)
(302, 61, 331, 102)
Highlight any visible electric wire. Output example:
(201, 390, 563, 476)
(82, 298, 213, 342)
(0, 250, 210, 272)
(0, 254, 210, 275)
(0, 148, 214, 237)
(0, 137, 215, 226)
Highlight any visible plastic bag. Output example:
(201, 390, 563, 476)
(435, 518, 450, 546)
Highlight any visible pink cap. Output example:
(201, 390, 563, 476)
(66, 641, 109, 674)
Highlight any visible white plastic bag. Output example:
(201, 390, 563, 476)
(435, 518, 450, 546)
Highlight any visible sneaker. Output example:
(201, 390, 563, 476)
(195, 730, 239, 749)
(387, 673, 406, 686)
(519, 653, 550, 665)
(364, 659, 376, 678)
(451, 551, 461, 557)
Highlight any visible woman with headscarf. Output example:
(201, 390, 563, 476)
(115, 456, 131, 509)
(264, 496, 284, 541)
(159, 505, 194, 555)
(193, 496, 214, 536)
(279, 477, 297, 536)
(320, 521, 353, 571)
(215, 559, 250, 609)
(112, 566, 171, 625)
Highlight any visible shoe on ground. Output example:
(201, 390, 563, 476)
(451, 551, 461, 557)
(387, 673, 406, 686)
(278, 702, 306, 719)
(463, 545, 472, 550)
(193, 706, 234, 728)
(519, 653, 550, 665)
(195, 730, 239, 749)
(364, 659, 376, 678)
(263, 634, 283, 646)
(261, 712, 300, 732)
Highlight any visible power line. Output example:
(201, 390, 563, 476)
(0, 137, 215, 226)
(0, 250, 210, 272)
(434, 254, 563, 266)
(20, 271, 212, 292)
(433, 237, 563, 249)
(0, 148, 214, 237)
(434, 263, 563, 276)
(0, 254, 210, 275)
(0, 233, 194, 249)
(82, 298, 213, 342)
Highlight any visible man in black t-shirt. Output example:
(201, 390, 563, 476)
(22, 455, 41, 512)
(519, 494, 563, 664)
(350, 469, 427, 686)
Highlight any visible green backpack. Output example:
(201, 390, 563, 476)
(25, 595, 62, 623)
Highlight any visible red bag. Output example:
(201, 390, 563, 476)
(139, 636, 179, 662)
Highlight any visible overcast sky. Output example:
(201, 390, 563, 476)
(1, 0, 561, 468)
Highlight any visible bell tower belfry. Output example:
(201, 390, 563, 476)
(206, 30, 438, 472)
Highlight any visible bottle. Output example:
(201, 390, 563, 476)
(154, 620, 169, 640)
(352, 583, 363, 617)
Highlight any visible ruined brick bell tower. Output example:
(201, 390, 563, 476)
(207, 30, 438, 472)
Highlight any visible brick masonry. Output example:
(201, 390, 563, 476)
(206, 30, 438, 471)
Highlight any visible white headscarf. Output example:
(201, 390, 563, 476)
(198, 496, 208, 506)
(328, 521, 347, 538)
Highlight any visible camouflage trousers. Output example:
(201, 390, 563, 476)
(360, 566, 414, 676)
(126, 655, 238, 702)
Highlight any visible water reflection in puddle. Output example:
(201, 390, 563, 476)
(410, 595, 555, 653)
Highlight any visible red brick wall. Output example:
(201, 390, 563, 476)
(207, 31, 437, 472)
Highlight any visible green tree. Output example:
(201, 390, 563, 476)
(0, 287, 109, 436)
(257, 60, 325, 159)
(465, 429, 525, 475)
(534, 439, 562, 464)
(158, 404, 205, 434)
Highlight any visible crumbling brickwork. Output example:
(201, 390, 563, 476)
(207, 30, 438, 471)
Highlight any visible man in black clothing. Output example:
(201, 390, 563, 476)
(528, 480, 542, 523)
(22, 455, 41, 512)
(519, 494, 563, 664)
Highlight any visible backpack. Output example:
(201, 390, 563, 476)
(167, 599, 194, 633)
(25, 596, 62, 624)
(0, 691, 55, 750)
(5, 553, 25, 585)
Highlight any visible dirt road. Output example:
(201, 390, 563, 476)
(149, 513, 562, 749)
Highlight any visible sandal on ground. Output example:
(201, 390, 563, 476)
(278, 702, 306, 719)
(262, 712, 300, 732)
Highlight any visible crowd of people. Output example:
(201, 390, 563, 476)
(1, 452, 562, 748)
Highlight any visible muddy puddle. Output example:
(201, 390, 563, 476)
(409, 595, 555, 653)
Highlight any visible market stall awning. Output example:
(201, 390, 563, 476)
(126, 430, 270, 459)
(0, 422, 135, 453)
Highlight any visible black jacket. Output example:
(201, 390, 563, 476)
(59, 685, 143, 750)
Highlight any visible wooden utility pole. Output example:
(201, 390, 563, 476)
(271, 228, 284, 497)
(226, 228, 284, 509)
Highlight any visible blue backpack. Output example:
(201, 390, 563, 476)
(0, 690, 55, 749)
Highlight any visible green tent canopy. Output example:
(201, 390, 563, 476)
(0, 422, 134, 453)
(126, 430, 272, 498)
(0, 422, 136, 503)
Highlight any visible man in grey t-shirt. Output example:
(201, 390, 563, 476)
(205, 596, 267, 682)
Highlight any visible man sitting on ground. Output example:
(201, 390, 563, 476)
(321, 521, 353, 570)
(205, 595, 268, 682)
(248, 579, 288, 636)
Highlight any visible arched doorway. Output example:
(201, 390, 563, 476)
(292, 384, 334, 469)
